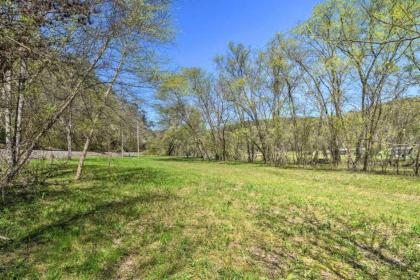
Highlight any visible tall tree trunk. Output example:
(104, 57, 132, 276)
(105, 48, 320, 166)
(250, 142, 255, 162)
(254, 119, 268, 163)
(75, 128, 94, 180)
(221, 127, 227, 161)
(1, 66, 13, 199)
(66, 106, 73, 160)
(330, 132, 341, 165)
(354, 134, 363, 170)
(362, 137, 372, 172)
(287, 88, 300, 164)
(14, 56, 27, 164)
(414, 144, 420, 176)
(121, 129, 124, 157)
(246, 139, 252, 162)
(3, 67, 13, 172)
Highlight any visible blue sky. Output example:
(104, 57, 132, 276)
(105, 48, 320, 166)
(144, 0, 322, 123)
(165, 0, 321, 72)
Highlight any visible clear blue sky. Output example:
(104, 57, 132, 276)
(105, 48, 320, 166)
(144, 0, 322, 123)
(165, 0, 321, 72)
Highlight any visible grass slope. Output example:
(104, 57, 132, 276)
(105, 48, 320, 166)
(1, 157, 419, 279)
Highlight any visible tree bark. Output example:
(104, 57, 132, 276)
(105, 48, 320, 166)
(14, 56, 28, 164)
(66, 106, 73, 160)
(75, 128, 94, 180)
(121, 129, 124, 157)
(3, 67, 13, 171)
(412, 143, 419, 176)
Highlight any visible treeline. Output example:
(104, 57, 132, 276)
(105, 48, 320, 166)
(0, 0, 172, 194)
(152, 0, 420, 174)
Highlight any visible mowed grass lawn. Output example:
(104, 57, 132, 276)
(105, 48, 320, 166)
(1, 157, 419, 279)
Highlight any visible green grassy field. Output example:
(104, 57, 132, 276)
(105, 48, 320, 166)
(1, 157, 419, 279)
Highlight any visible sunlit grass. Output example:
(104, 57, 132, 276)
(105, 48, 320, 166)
(1, 156, 419, 279)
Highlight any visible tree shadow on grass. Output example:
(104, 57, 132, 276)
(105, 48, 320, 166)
(251, 204, 419, 279)
(1, 192, 173, 250)
(87, 165, 171, 186)
(1, 163, 171, 208)
(0, 165, 76, 208)
(0, 163, 178, 278)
